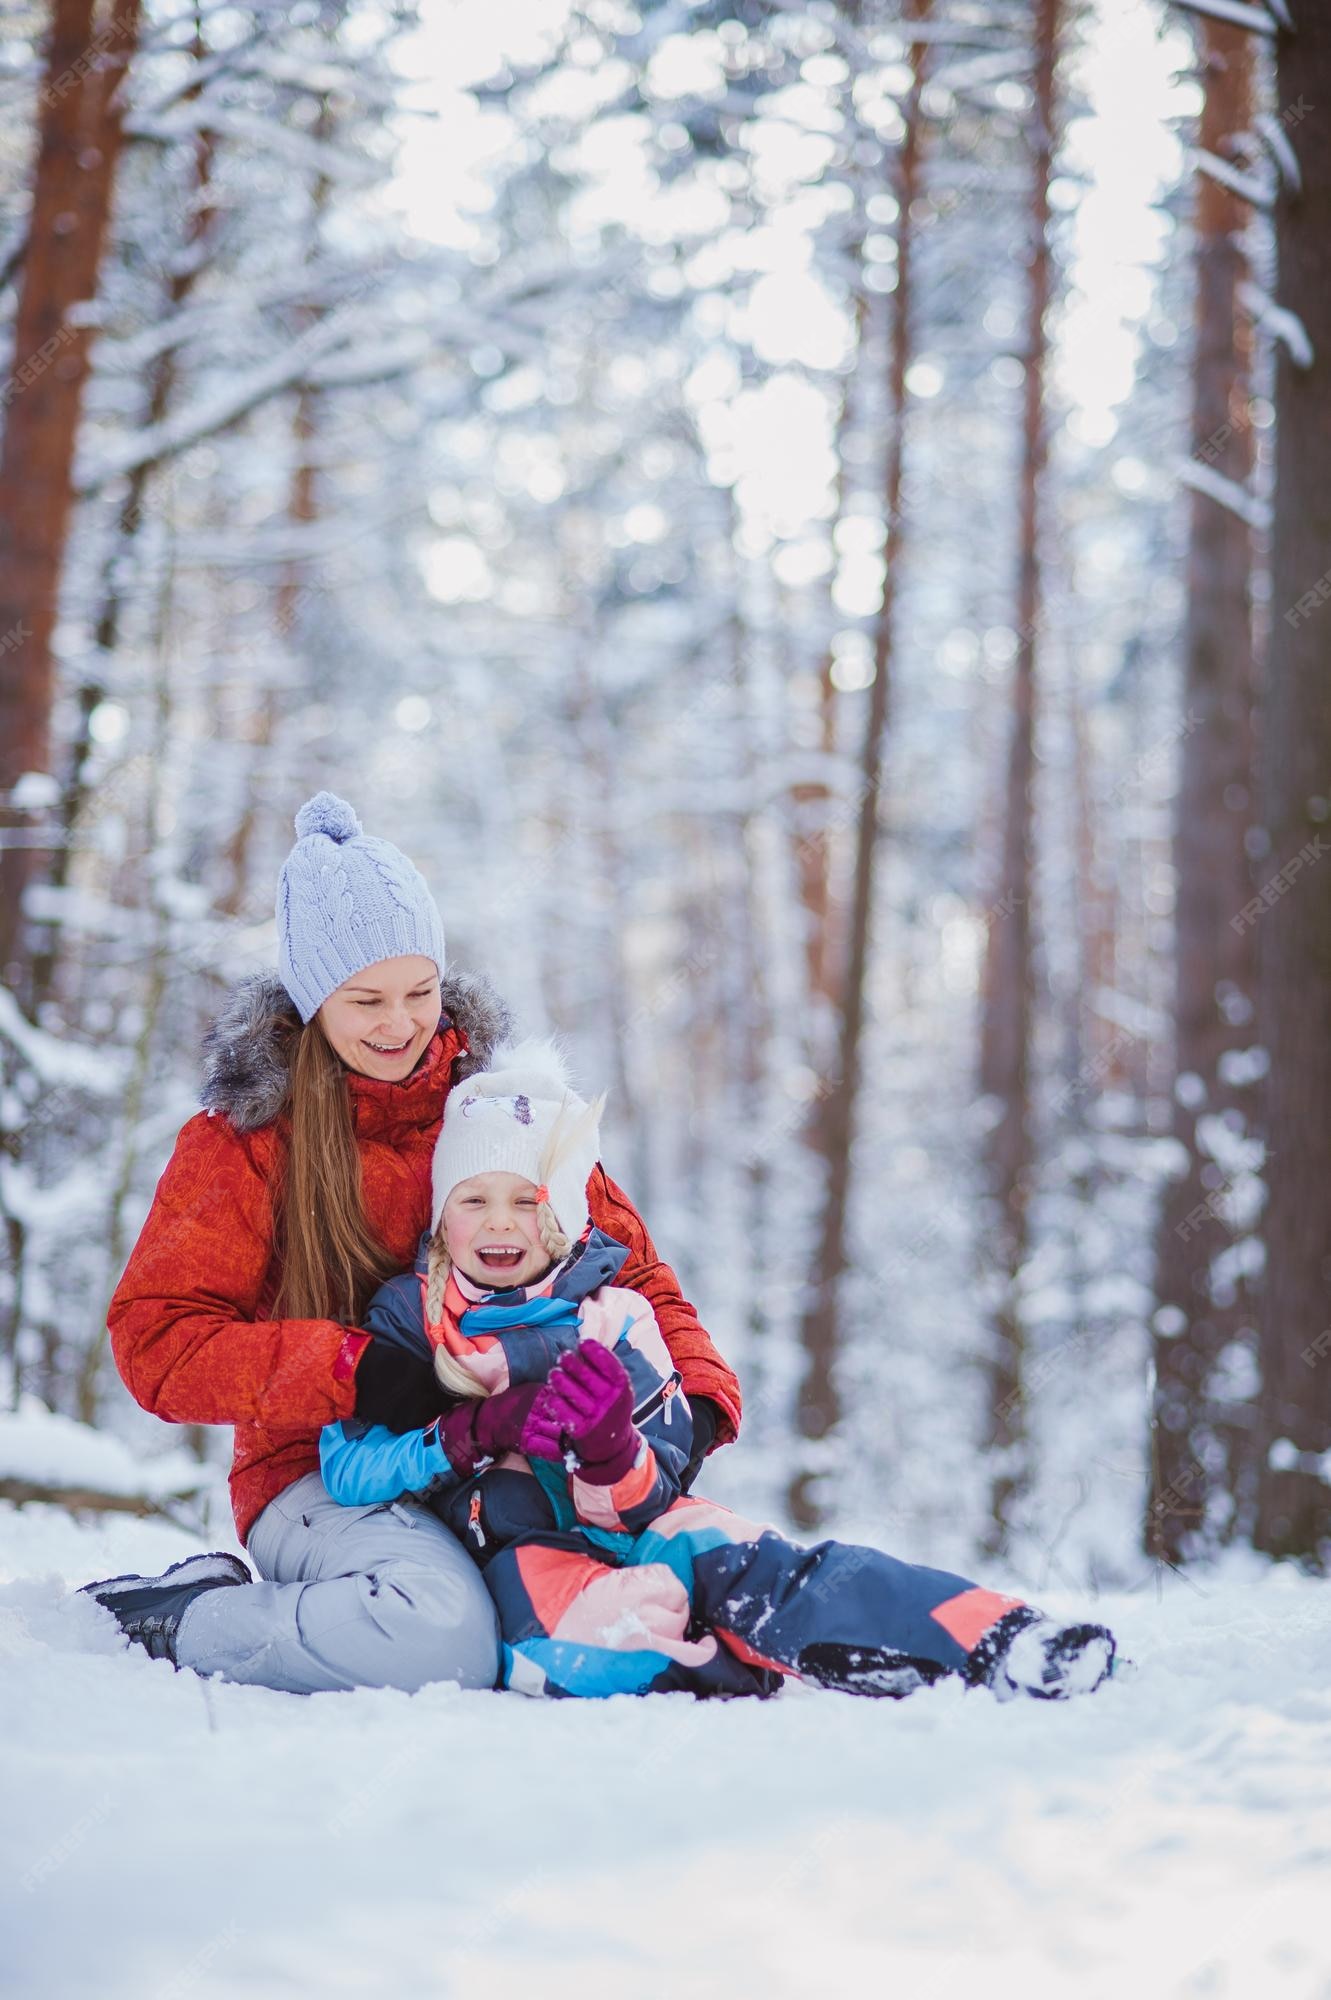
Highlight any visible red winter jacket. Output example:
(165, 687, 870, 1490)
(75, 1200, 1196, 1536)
(108, 970, 741, 1544)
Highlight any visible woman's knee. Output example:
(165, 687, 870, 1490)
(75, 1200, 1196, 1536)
(355, 1554, 500, 1692)
(250, 1482, 500, 1692)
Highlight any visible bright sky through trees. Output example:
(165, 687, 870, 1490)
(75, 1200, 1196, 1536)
(390, 0, 1196, 535)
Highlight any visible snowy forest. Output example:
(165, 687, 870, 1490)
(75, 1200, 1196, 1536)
(2, 0, 1331, 1989)
(4, 0, 1328, 1579)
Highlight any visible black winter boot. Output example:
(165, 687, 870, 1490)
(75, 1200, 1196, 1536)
(79, 1551, 252, 1666)
(970, 1607, 1117, 1701)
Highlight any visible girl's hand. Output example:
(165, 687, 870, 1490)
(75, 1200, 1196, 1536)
(436, 1382, 544, 1478)
(519, 1380, 569, 1463)
(540, 1343, 639, 1484)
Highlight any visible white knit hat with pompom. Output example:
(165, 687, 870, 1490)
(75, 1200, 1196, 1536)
(430, 1039, 603, 1248)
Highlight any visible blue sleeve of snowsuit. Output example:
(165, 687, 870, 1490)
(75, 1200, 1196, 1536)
(318, 1262, 455, 1506)
(319, 1419, 457, 1507)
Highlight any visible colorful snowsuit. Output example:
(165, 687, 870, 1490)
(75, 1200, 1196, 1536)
(321, 1231, 1030, 1700)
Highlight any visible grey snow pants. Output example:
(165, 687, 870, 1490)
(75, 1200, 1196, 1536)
(173, 1471, 500, 1695)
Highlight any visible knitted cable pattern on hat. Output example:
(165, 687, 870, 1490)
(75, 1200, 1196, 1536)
(275, 790, 447, 1021)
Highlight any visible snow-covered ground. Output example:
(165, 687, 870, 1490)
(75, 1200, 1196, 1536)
(4, 1492, 1331, 2000)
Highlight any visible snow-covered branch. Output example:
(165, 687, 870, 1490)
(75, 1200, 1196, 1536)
(127, 101, 380, 188)
(98, 260, 401, 374)
(129, 27, 269, 126)
(1238, 281, 1315, 367)
(1170, 0, 1278, 31)
(932, 50, 1034, 96)
(1251, 113, 1301, 193)
(77, 275, 564, 492)
(0, 987, 129, 1094)
(1178, 457, 1273, 530)
(74, 312, 369, 493)
(1191, 147, 1273, 208)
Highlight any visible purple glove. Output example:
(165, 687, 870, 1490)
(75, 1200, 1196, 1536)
(537, 1341, 640, 1485)
(520, 1379, 571, 1464)
(436, 1383, 544, 1479)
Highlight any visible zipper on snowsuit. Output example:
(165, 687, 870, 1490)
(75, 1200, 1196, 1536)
(631, 1369, 682, 1427)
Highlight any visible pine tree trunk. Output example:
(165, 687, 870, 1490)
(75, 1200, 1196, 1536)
(1068, 675, 1124, 1094)
(0, 0, 141, 999)
(1146, 18, 1258, 1566)
(1253, 16, 1331, 1565)
(791, 232, 869, 1037)
(724, 508, 777, 1354)
(29, 29, 215, 1012)
(977, 0, 1060, 1553)
(788, 0, 930, 1531)
(80, 496, 181, 1424)
(220, 102, 333, 921)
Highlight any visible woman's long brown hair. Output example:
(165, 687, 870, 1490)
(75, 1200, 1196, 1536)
(271, 1016, 401, 1325)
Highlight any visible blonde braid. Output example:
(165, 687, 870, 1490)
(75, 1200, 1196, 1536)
(424, 1229, 450, 1330)
(425, 1229, 487, 1400)
(537, 1200, 571, 1265)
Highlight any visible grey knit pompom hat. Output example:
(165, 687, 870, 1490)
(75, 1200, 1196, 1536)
(275, 791, 446, 1022)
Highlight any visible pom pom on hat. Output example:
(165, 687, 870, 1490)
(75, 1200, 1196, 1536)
(466, 1036, 574, 1101)
(294, 790, 362, 843)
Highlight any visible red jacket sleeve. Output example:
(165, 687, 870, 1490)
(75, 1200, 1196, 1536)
(586, 1164, 741, 1448)
(108, 1112, 363, 1430)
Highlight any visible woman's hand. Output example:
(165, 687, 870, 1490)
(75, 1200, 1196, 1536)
(353, 1339, 444, 1433)
(533, 1342, 640, 1485)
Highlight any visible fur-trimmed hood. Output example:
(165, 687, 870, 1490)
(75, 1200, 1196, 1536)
(200, 968, 514, 1135)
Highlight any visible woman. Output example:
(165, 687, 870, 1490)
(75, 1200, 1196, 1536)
(82, 792, 741, 1695)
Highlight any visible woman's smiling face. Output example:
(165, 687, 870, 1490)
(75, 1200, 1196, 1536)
(318, 955, 441, 1078)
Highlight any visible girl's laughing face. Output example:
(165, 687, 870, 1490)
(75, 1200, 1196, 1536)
(442, 1172, 550, 1289)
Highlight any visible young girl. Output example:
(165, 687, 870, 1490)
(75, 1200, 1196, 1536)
(320, 1044, 1117, 1702)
